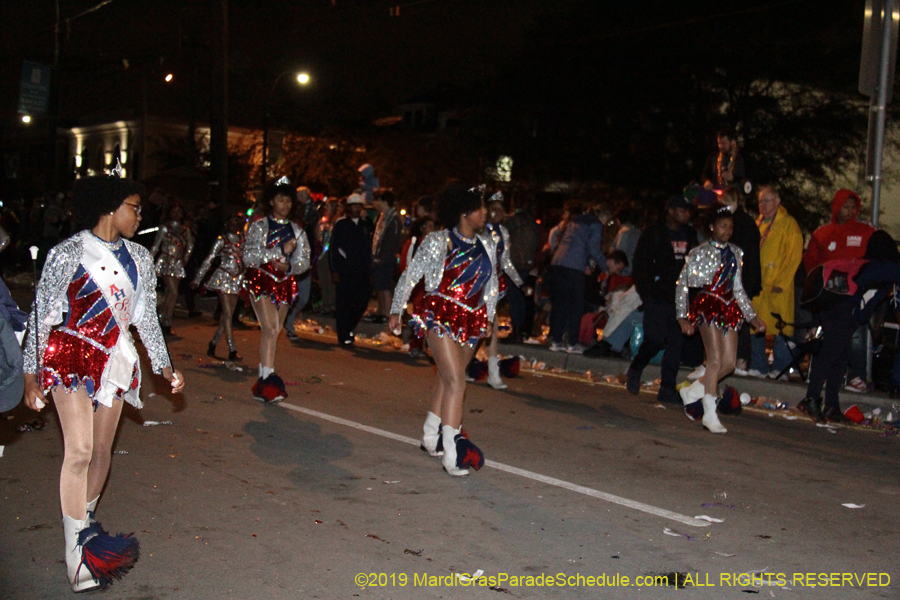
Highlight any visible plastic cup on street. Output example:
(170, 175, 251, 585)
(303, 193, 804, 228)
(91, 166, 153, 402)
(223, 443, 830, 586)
(844, 405, 865, 424)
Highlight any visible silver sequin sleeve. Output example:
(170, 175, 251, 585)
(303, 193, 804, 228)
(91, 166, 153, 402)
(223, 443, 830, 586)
(150, 225, 166, 256)
(183, 231, 195, 265)
(153, 224, 193, 278)
(24, 234, 172, 376)
(193, 237, 225, 287)
(23, 236, 81, 374)
(243, 219, 283, 269)
(128, 240, 172, 373)
(287, 223, 311, 276)
(676, 242, 756, 322)
(498, 224, 524, 287)
(390, 229, 501, 322)
(391, 230, 447, 316)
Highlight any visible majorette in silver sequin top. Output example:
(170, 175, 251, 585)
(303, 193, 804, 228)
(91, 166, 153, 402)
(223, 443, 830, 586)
(242, 217, 311, 275)
(23, 230, 172, 409)
(675, 240, 756, 321)
(192, 231, 245, 294)
(390, 229, 501, 320)
(150, 221, 195, 278)
(490, 223, 524, 287)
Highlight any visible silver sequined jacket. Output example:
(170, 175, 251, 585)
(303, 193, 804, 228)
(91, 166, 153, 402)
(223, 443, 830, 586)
(23, 230, 172, 378)
(151, 221, 194, 278)
(192, 232, 245, 294)
(390, 229, 500, 320)
(493, 223, 524, 287)
(243, 217, 311, 276)
(675, 241, 756, 321)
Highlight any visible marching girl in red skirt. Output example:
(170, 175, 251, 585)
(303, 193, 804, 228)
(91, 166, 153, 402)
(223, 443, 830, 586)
(191, 213, 246, 360)
(243, 178, 310, 403)
(150, 201, 194, 335)
(389, 183, 499, 476)
(676, 206, 765, 433)
(23, 174, 185, 592)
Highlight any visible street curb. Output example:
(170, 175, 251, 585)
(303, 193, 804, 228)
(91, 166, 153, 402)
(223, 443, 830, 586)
(189, 295, 899, 415)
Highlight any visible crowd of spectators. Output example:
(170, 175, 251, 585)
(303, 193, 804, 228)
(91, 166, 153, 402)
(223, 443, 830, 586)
(4, 140, 900, 424)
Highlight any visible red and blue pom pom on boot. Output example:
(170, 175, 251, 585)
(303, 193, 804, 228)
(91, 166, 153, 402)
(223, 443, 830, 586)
(252, 378, 263, 402)
(440, 425, 484, 476)
(466, 359, 488, 382)
(76, 521, 140, 588)
(499, 356, 520, 378)
(253, 373, 287, 404)
(717, 385, 743, 415)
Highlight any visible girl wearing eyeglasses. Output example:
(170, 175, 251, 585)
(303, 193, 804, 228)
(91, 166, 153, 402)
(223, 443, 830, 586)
(23, 175, 185, 592)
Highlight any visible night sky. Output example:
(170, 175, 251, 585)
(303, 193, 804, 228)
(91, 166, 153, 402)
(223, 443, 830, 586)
(0, 1, 867, 126)
(0, 0, 878, 206)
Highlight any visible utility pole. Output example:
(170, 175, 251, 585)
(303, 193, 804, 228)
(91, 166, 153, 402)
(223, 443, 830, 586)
(210, 0, 229, 216)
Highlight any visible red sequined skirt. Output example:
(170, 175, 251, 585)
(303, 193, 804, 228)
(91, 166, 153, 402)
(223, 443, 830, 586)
(244, 264, 299, 305)
(41, 329, 137, 401)
(688, 291, 744, 331)
(410, 293, 488, 348)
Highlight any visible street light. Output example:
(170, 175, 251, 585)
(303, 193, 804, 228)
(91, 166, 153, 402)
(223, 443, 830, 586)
(21, 115, 31, 124)
(261, 71, 311, 186)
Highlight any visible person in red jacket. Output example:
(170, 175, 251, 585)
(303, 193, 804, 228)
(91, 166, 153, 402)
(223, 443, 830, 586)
(803, 189, 875, 393)
(803, 189, 874, 272)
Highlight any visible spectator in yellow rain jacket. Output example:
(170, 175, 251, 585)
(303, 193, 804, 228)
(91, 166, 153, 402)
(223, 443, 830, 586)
(748, 185, 803, 378)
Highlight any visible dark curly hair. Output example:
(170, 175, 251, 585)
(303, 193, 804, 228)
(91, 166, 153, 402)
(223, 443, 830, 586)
(260, 180, 295, 215)
(162, 199, 185, 222)
(436, 183, 484, 230)
(72, 176, 146, 231)
(707, 205, 734, 230)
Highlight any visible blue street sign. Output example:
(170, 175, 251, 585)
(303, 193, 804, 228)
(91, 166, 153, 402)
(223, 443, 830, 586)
(18, 61, 52, 116)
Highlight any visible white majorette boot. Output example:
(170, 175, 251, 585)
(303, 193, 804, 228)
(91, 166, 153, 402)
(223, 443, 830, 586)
(420, 411, 443, 457)
(701, 394, 727, 434)
(487, 356, 508, 390)
(679, 380, 705, 405)
(440, 425, 485, 476)
(63, 514, 140, 591)
(63, 515, 101, 592)
(86, 495, 99, 524)
(680, 380, 706, 422)
(441, 425, 469, 476)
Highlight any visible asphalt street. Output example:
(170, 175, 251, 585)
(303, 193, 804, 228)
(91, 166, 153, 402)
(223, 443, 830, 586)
(1, 315, 899, 600)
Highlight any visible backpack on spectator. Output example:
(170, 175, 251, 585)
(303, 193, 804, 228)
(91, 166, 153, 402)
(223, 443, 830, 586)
(800, 258, 867, 312)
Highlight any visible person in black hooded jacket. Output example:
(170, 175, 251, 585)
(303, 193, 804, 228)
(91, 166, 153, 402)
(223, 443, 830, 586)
(626, 195, 698, 404)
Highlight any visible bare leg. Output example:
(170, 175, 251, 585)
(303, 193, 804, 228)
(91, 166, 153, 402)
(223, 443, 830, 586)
(700, 325, 723, 396)
(85, 399, 125, 502)
(700, 326, 738, 396)
(426, 332, 476, 428)
(54, 388, 96, 519)
(216, 293, 239, 350)
(428, 372, 444, 417)
(251, 297, 289, 369)
(161, 276, 180, 326)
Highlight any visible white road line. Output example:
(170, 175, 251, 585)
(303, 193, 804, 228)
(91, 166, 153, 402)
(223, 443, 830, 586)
(279, 402, 710, 528)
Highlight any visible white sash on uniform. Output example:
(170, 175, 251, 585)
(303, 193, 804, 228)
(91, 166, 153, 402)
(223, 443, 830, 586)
(82, 236, 139, 407)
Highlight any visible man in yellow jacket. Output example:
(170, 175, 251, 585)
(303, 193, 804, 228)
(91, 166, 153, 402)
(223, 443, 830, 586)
(749, 185, 804, 378)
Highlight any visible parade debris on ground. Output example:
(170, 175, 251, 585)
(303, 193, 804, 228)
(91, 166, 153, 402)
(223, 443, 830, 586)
(282, 314, 900, 435)
(142, 421, 173, 427)
(16, 420, 45, 432)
